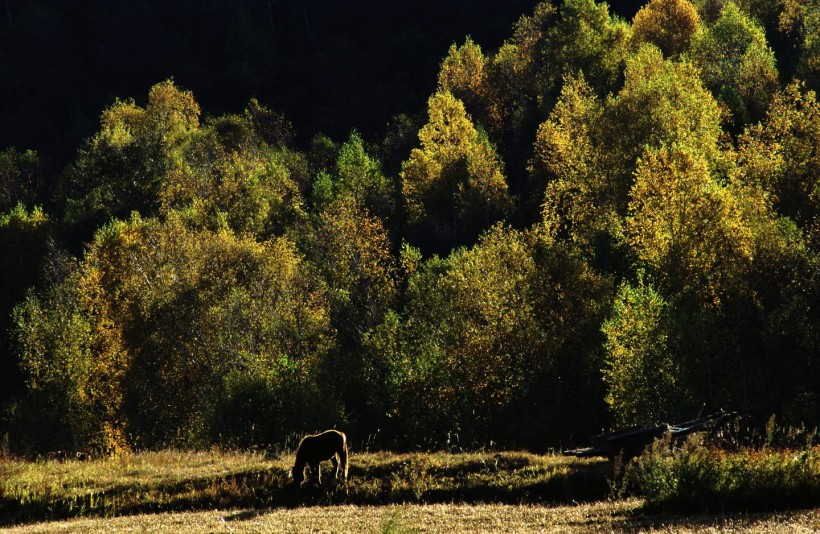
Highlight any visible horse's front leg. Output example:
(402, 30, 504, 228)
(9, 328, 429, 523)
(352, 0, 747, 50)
(311, 462, 321, 484)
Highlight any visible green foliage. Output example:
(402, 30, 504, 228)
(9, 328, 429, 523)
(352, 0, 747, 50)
(382, 225, 611, 446)
(0, 204, 53, 420)
(311, 131, 395, 218)
(602, 279, 686, 426)
(243, 97, 296, 148)
(63, 80, 306, 240)
(401, 92, 512, 251)
(779, 0, 820, 90)
(438, 38, 489, 125)
(437, 4, 557, 220)
(0, 148, 48, 214)
(208, 371, 340, 450)
(691, 1, 779, 126)
(532, 74, 616, 253)
(622, 435, 820, 512)
(301, 200, 399, 433)
(608, 45, 723, 176)
(627, 145, 752, 301)
(12, 262, 111, 453)
(167, 124, 306, 238)
(13, 214, 334, 450)
(547, 0, 632, 95)
(63, 80, 200, 225)
(534, 47, 722, 260)
(736, 81, 819, 233)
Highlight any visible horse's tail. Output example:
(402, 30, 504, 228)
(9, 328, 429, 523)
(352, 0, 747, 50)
(340, 432, 349, 480)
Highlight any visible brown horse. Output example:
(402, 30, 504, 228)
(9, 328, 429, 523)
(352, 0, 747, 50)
(291, 429, 348, 484)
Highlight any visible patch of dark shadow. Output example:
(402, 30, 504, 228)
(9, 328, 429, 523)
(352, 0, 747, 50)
(427, 454, 536, 477)
(416, 473, 611, 505)
(606, 507, 820, 531)
(639, 488, 820, 515)
(222, 509, 263, 522)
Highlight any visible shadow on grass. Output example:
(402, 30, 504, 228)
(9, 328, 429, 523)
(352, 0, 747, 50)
(614, 506, 820, 532)
(14, 455, 816, 528)
(3, 454, 818, 530)
(0, 467, 295, 526)
(0, 455, 615, 526)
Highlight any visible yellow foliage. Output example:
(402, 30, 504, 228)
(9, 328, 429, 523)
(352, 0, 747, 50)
(627, 145, 753, 302)
(401, 92, 511, 245)
(632, 0, 702, 56)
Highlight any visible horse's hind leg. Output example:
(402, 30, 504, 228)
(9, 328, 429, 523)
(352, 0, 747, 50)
(332, 455, 339, 479)
(339, 443, 348, 481)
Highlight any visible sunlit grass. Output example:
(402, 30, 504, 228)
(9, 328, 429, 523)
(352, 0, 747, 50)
(0, 449, 607, 525)
(4, 448, 819, 532)
(5, 501, 820, 533)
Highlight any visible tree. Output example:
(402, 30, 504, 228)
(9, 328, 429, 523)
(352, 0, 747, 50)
(13, 213, 335, 450)
(735, 82, 819, 237)
(546, 0, 632, 96)
(437, 37, 490, 125)
(532, 46, 722, 263)
(63, 80, 200, 225)
(303, 200, 398, 434)
(0, 205, 53, 426)
(691, 1, 779, 127)
(437, 4, 557, 206)
(381, 224, 612, 447)
(531, 74, 612, 251)
(632, 0, 702, 57)
(602, 278, 687, 427)
(13, 247, 129, 453)
(385, 226, 543, 444)
(311, 131, 394, 219)
(401, 92, 512, 251)
(627, 145, 753, 303)
(165, 115, 306, 238)
(779, 0, 820, 90)
(0, 148, 49, 214)
(607, 44, 723, 183)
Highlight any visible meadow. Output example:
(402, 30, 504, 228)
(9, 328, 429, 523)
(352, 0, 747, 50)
(2, 447, 819, 532)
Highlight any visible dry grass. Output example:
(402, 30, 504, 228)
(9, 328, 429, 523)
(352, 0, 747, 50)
(1, 449, 270, 501)
(0, 450, 610, 524)
(4, 500, 820, 533)
(3, 449, 819, 532)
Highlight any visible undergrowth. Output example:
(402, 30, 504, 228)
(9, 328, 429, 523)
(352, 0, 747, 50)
(621, 433, 820, 512)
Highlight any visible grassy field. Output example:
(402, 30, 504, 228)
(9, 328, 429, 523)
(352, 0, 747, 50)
(1, 449, 819, 532)
(5, 500, 820, 533)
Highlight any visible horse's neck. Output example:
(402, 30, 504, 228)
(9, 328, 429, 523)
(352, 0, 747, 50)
(294, 449, 307, 468)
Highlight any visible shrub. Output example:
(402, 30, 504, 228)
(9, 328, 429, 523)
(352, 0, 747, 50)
(622, 433, 820, 512)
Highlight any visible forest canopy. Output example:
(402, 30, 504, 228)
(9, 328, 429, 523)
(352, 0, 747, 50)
(1, 0, 818, 454)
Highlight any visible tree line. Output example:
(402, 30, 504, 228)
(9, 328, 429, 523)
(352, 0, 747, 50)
(1, 0, 817, 454)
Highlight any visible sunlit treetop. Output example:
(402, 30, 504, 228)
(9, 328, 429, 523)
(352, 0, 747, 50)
(632, 0, 702, 57)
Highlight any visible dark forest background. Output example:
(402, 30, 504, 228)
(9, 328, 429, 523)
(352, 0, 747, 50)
(0, 0, 644, 168)
(0, 0, 817, 455)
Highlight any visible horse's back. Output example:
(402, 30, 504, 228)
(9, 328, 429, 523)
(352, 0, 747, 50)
(300, 429, 346, 461)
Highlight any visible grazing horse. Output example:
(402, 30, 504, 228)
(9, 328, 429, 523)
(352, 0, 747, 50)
(291, 429, 349, 485)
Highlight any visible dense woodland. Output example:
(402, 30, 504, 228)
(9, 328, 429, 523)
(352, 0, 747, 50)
(0, 0, 818, 455)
